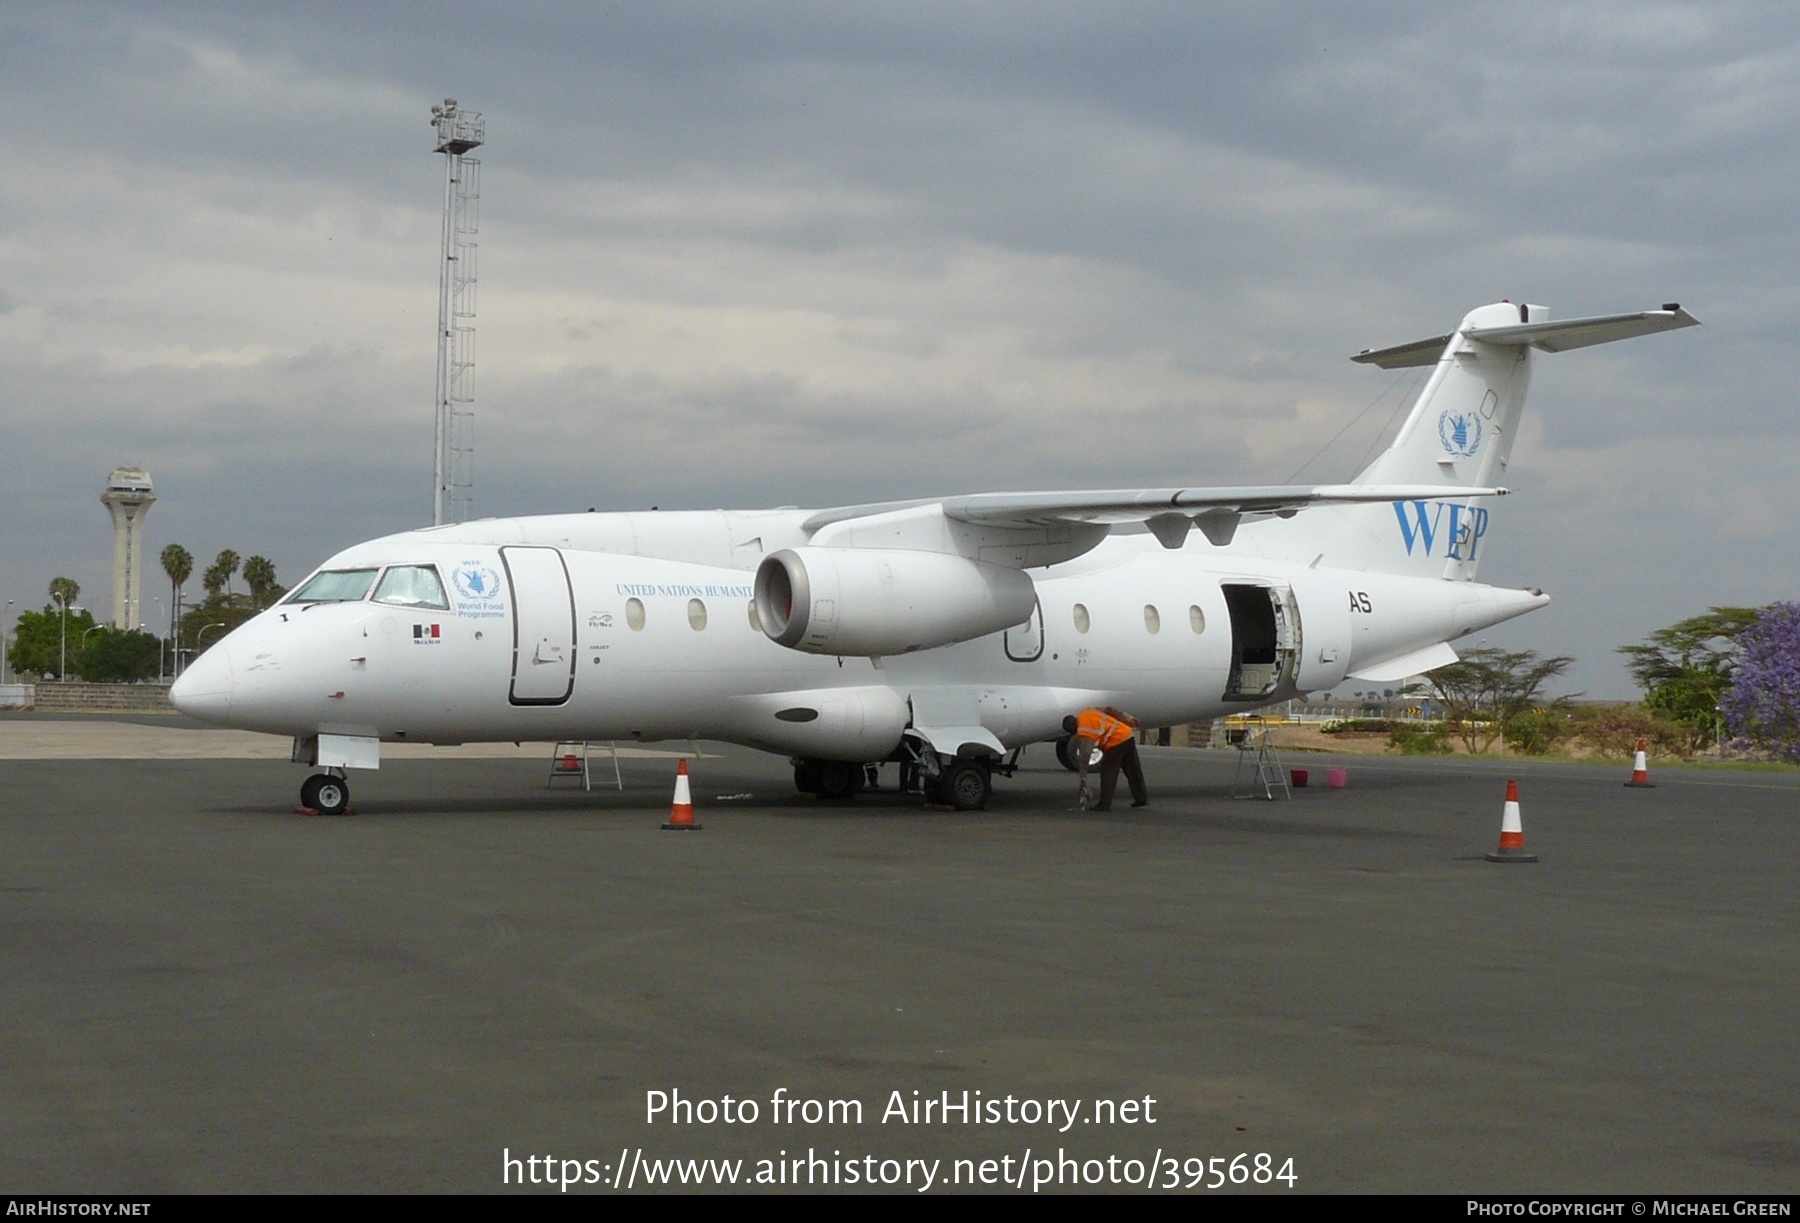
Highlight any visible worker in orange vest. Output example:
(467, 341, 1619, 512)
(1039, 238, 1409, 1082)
(1063, 706, 1148, 811)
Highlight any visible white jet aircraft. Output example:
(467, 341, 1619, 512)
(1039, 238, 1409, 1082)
(172, 302, 1697, 815)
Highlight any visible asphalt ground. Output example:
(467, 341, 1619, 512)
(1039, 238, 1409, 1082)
(2, 721, 1796, 1194)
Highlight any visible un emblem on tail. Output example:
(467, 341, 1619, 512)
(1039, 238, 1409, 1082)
(1437, 409, 1482, 456)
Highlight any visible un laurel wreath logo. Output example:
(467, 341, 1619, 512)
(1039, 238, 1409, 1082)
(452, 564, 503, 602)
(1437, 409, 1482, 457)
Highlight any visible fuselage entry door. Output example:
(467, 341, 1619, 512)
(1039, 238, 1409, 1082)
(502, 546, 576, 705)
(1221, 582, 1297, 702)
(1287, 569, 1352, 692)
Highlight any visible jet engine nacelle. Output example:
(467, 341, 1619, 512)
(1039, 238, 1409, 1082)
(754, 547, 1038, 657)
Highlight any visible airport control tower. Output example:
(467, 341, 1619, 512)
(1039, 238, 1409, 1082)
(101, 466, 155, 629)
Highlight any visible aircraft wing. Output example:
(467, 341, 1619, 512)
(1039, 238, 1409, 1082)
(936, 483, 1502, 526)
(805, 483, 1502, 550)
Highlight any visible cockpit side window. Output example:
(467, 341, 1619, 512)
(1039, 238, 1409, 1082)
(286, 568, 379, 604)
(373, 565, 451, 610)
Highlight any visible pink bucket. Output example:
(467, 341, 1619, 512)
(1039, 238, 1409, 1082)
(1327, 767, 1348, 789)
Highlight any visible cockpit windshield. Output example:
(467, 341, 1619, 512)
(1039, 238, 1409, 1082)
(373, 565, 450, 610)
(286, 568, 379, 604)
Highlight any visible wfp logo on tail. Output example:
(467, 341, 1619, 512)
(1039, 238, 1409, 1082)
(1437, 408, 1483, 456)
(1393, 501, 1489, 560)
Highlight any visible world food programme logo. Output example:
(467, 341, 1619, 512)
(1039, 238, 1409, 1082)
(450, 563, 507, 619)
(1437, 409, 1482, 457)
(451, 564, 502, 601)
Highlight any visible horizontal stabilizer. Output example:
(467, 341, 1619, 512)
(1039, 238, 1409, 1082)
(1462, 306, 1700, 352)
(1353, 305, 1699, 368)
(1350, 333, 1453, 369)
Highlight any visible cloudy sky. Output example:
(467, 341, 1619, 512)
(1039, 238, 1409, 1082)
(3, 2, 1796, 696)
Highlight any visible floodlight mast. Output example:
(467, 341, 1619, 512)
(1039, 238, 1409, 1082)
(431, 98, 483, 526)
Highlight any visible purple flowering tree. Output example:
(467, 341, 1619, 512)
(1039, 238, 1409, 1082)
(1721, 601, 1800, 763)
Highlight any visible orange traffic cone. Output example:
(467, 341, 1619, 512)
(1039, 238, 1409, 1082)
(662, 759, 702, 831)
(1485, 779, 1538, 863)
(1624, 738, 1655, 788)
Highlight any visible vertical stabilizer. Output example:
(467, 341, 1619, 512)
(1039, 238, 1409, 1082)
(1242, 301, 1696, 580)
(1354, 302, 1541, 494)
(1341, 302, 1538, 580)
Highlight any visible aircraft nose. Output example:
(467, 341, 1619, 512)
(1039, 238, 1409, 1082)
(169, 640, 234, 723)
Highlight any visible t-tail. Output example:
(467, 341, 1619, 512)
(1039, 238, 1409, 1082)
(1273, 301, 1698, 580)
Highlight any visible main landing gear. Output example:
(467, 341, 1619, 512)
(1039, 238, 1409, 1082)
(924, 758, 992, 811)
(300, 771, 350, 816)
(793, 758, 866, 801)
(793, 753, 995, 811)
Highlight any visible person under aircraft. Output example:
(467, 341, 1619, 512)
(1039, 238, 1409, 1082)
(1065, 707, 1148, 811)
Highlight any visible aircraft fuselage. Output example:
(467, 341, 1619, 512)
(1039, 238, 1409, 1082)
(173, 509, 1544, 762)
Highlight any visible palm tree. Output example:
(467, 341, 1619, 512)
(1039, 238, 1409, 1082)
(161, 544, 192, 647)
(213, 550, 241, 598)
(243, 556, 278, 608)
(201, 561, 227, 599)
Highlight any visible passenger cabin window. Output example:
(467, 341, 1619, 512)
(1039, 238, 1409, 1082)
(687, 598, 708, 631)
(747, 601, 762, 633)
(626, 598, 646, 631)
(1072, 603, 1091, 633)
(1189, 605, 1206, 634)
(1144, 604, 1161, 634)
(373, 565, 450, 610)
(286, 569, 378, 604)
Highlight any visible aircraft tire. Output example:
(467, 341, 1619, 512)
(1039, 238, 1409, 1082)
(793, 760, 824, 795)
(1053, 734, 1080, 772)
(302, 773, 349, 816)
(815, 760, 860, 801)
(941, 760, 991, 811)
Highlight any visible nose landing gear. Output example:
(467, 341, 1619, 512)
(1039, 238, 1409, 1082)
(300, 771, 351, 816)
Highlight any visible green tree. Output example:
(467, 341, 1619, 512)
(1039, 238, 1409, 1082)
(1501, 707, 1570, 756)
(8, 604, 97, 679)
(242, 555, 283, 609)
(1617, 607, 1757, 749)
(48, 576, 80, 610)
(214, 550, 240, 598)
(181, 549, 283, 656)
(1426, 648, 1577, 754)
(77, 627, 162, 683)
(161, 543, 193, 642)
(180, 592, 259, 657)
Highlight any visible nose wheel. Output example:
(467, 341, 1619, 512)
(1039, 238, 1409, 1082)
(300, 772, 351, 816)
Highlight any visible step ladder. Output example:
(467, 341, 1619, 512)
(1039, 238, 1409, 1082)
(547, 741, 625, 791)
(1231, 721, 1292, 801)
